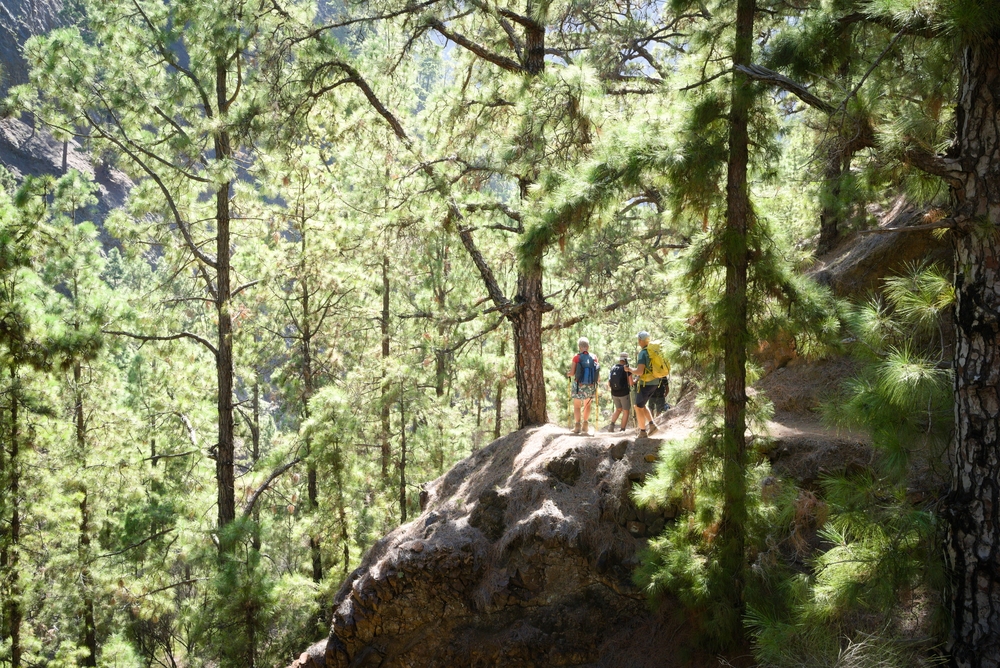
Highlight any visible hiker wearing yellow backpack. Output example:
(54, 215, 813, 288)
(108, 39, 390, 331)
(625, 331, 670, 438)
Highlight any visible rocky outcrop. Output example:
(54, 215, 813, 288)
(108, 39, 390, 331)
(290, 422, 691, 668)
(809, 196, 953, 298)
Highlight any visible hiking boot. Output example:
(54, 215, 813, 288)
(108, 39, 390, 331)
(638, 429, 648, 438)
(582, 420, 589, 434)
(605, 423, 616, 433)
(646, 421, 659, 436)
(573, 421, 581, 434)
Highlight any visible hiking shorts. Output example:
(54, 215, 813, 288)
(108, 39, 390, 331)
(635, 380, 660, 408)
(572, 381, 596, 400)
(612, 394, 632, 411)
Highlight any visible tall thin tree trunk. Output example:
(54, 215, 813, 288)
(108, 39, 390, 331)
(434, 242, 450, 398)
(718, 0, 755, 635)
(74, 360, 98, 667)
(214, 56, 236, 532)
(816, 143, 846, 256)
(494, 337, 507, 439)
(334, 443, 350, 577)
(6, 366, 22, 668)
(380, 254, 391, 481)
(251, 381, 262, 552)
(944, 33, 1000, 668)
(399, 394, 407, 523)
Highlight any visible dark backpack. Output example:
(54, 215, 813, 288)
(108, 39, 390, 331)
(608, 364, 629, 394)
(575, 352, 597, 384)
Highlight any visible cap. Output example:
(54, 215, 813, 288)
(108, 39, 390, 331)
(619, 352, 629, 361)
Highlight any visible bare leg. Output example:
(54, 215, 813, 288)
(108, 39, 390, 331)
(620, 410, 630, 431)
(636, 406, 651, 430)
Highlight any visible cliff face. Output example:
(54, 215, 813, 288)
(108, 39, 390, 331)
(290, 421, 693, 668)
(0, 0, 63, 95)
(1, 0, 132, 235)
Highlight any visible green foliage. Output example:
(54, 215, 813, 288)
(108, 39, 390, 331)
(744, 264, 953, 667)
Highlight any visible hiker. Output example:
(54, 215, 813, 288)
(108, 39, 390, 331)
(625, 331, 669, 438)
(649, 377, 669, 416)
(605, 352, 633, 433)
(567, 337, 599, 434)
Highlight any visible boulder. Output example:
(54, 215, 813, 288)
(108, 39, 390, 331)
(289, 423, 688, 668)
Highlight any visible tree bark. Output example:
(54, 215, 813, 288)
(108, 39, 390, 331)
(511, 264, 548, 427)
(399, 396, 407, 523)
(5, 366, 22, 668)
(251, 380, 262, 552)
(944, 33, 1000, 668)
(718, 0, 754, 635)
(380, 254, 391, 481)
(74, 360, 98, 667)
(214, 56, 236, 532)
(494, 335, 507, 439)
(816, 141, 848, 256)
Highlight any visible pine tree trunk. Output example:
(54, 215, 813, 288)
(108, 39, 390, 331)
(251, 381, 262, 552)
(5, 366, 21, 668)
(292, 222, 323, 582)
(816, 143, 846, 256)
(214, 57, 236, 532)
(334, 445, 350, 577)
(945, 33, 1000, 668)
(511, 264, 547, 427)
(75, 361, 98, 667)
(380, 254, 391, 481)
(718, 0, 755, 635)
(216, 176, 236, 531)
(399, 397, 407, 523)
(495, 336, 507, 439)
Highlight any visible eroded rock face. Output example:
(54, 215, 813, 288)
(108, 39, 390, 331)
(809, 196, 953, 298)
(290, 425, 683, 668)
(1, 0, 132, 239)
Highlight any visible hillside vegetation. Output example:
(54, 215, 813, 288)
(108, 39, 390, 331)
(1, 0, 998, 667)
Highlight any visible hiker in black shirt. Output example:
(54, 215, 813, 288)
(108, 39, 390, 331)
(605, 353, 633, 433)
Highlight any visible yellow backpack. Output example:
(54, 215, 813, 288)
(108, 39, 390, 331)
(640, 341, 671, 383)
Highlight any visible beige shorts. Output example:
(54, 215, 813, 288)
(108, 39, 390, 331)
(612, 394, 632, 411)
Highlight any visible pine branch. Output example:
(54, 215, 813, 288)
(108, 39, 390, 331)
(93, 527, 175, 560)
(542, 296, 638, 332)
(242, 457, 303, 517)
(903, 148, 966, 188)
(734, 64, 835, 113)
(426, 18, 527, 73)
(104, 329, 219, 358)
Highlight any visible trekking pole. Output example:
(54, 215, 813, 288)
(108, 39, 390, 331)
(567, 377, 573, 430)
(594, 383, 600, 435)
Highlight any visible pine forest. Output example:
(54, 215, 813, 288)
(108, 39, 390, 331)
(0, 0, 998, 666)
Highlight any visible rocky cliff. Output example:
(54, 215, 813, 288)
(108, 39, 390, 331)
(289, 417, 698, 668)
(286, 360, 893, 668)
(1, 0, 131, 233)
